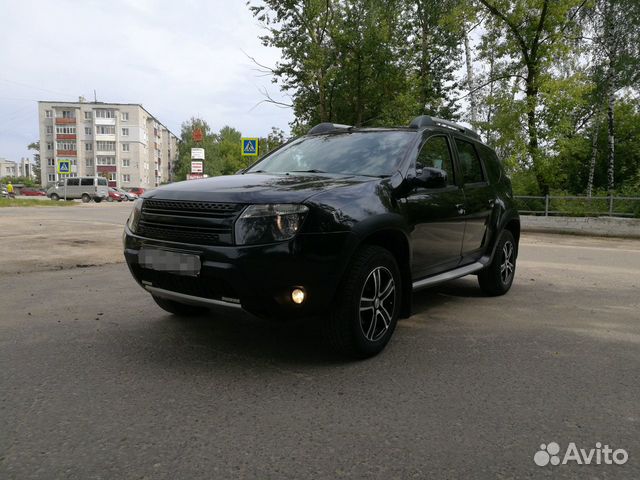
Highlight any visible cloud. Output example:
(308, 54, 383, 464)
(0, 0, 293, 161)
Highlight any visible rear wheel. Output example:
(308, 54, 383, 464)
(50, 193, 60, 201)
(152, 295, 208, 316)
(81, 193, 91, 203)
(478, 230, 516, 296)
(323, 245, 401, 358)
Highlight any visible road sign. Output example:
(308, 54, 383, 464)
(191, 147, 205, 160)
(191, 161, 203, 173)
(242, 138, 258, 156)
(187, 173, 206, 180)
(57, 159, 71, 175)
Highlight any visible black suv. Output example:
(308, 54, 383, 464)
(124, 116, 519, 357)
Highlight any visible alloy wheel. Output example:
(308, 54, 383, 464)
(359, 266, 396, 342)
(500, 240, 515, 284)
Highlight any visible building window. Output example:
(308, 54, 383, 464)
(46, 125, 53, 134)
(86, 158, 94, 167)
(85, 143, 92, 151)
(96, 141, 115, 151)
(47, 142, 53, 150)
(122, 143, 130, 152)
(57, 141, 76, 151)
(61, 110, 74, 119)
(84, 111, 92, 120)
(85, 127, 91, 135)
(96, 125, 115, 135)
(47, 158, 55, 166)
(56, 126, 76, 134)
(48, 174, 56, 182)
(45, 110, 53, 118)
(96, 156, 116, 166)
(122, 174, 131, 182)
(121, 112, 129, 121)
(122, 128, 129, 136)
(95, 109, 115, 119)
(122, 158, 130, 167)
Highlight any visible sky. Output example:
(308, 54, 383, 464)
(0, 0, 294, 162)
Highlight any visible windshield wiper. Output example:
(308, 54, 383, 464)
(289, 169, 326, 174)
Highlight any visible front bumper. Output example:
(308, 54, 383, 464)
(123, 225, 353, 319)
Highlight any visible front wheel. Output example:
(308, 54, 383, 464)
(478, 230, 517, 296)
(152, 295, 208, 316)
(94, 197, 102, 203)
(50, 193, 60, 201)
(323, 245, 401, 358)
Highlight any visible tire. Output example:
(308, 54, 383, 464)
(152, 295, 208, 316)
(81, 194, 91, 203)
(94, 197, 102, 203)
(478, 230, 517, 296)
(50, 193, 60, 201)
(323, 245, 401, 358)
(106, 196, 113, 202)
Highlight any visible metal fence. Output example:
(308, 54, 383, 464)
(514, 195, 640, 218)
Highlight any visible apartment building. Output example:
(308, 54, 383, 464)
(38, 99, 179, 189)
(0, 158, 18, 178)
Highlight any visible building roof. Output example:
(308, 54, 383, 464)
(38, 100, 178, 138)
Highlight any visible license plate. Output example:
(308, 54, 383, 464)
(139, 248, 201, 276)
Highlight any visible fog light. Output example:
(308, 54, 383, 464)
(291, 288, 305, 304)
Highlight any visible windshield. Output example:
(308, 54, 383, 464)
(247, 131, 416, 177)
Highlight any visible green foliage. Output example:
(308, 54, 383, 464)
(2, 176, 37, 187)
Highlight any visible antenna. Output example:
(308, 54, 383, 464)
(93, 90, 97, 102)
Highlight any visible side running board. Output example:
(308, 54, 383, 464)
(412, 262, 485, 291)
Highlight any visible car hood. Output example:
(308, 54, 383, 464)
(144, 173, 378, 204)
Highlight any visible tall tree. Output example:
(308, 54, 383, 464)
(28, 141, 41, 184)
(478, 0, 588, 192)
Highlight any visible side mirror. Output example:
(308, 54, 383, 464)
(412, 167, 448, 189)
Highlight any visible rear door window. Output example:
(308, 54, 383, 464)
(455, 139, 485, 184)
(67, 178, 79, 186)
(81, 178, 94, 186)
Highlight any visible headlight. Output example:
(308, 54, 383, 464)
(126, 198, 143, 233)
(235, 204, 309, 245)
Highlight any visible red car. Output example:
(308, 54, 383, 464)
(20, 187, 47, 196)
(127, 187, 145, 196)
(107, 188, 125, 202)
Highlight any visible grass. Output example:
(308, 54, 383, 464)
(0, 198, 77, 207)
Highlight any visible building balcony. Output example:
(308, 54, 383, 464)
(56, 134, 76, 140)
(55, 117, 76, 125)
(94, 117, 116, 126)
(57, 150, 77, 156)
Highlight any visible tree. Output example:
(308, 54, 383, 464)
(477, 0, 588, 193)
(28, 141, 41, 184)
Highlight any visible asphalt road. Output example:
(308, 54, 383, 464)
(1, 209, 639, 478)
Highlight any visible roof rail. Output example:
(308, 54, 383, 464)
(409, 115, 480, 140)
(308, 122, 353, 135)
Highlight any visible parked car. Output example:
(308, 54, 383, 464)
(47, 177, 108, 202)
(123, 116, 520, 358)
(127, 187, 145, 196)
(1, 185, 7, 198)
(20, 187, 47, 196)
(116, 188, 137, 201)
(107, 188, 125, 202)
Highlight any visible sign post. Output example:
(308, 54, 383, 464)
(241, 138, 258, 157)
(57, 159, 71, 200)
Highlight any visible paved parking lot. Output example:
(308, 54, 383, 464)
(1, 203, 639, 479)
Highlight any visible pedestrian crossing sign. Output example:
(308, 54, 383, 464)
(242, 138, 258, 156)
(57, 159, 71, 174)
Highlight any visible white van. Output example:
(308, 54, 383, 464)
(47, 177, 109, 202)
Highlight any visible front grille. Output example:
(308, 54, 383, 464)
(138, 199, 245, 246)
